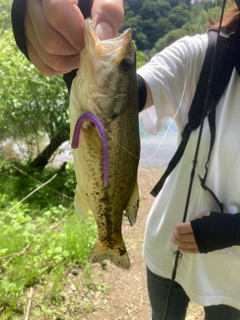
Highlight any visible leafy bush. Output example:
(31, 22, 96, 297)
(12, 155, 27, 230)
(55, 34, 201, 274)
(0, 159, 76, 211)
(0, 159, 97, 318)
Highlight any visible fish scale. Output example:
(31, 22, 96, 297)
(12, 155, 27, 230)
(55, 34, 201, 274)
(69, 18, 140, 269)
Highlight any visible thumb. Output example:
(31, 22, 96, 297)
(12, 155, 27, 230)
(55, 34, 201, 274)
(91, 0, 124, 40)
(95, 21, 115, 40)
(195, 211, 211, 220)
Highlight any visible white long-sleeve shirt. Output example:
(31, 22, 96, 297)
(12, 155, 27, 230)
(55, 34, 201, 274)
(138, 33, 240, 309)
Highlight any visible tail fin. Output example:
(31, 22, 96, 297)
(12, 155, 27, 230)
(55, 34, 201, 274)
(90, 238, 130, 269)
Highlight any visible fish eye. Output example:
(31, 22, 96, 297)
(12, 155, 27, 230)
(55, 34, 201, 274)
(120, 58, 133, 73)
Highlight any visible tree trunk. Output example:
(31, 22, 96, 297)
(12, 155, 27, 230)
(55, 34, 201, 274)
(29, 131, 68, 170)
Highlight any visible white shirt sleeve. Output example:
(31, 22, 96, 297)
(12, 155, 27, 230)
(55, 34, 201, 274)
(137, 33, 208, 135)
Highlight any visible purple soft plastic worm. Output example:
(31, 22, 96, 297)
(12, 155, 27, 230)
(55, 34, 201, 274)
(71, 112, 109, 187)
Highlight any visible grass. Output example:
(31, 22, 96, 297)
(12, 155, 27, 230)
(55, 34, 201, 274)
(0, 159, 99, 319)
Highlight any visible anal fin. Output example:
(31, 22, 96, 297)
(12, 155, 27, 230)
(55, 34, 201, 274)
(124, 182, 139, 227)
(74, 186, 90, 215)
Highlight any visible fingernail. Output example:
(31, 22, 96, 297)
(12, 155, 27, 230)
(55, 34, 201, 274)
(95, 21, 114, 40)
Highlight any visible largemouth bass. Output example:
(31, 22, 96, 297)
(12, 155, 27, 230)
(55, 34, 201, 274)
(69, 19, 140, 269)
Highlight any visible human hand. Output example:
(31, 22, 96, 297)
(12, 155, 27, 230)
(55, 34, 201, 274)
(170, 211, 210, 253)
(25, 0, 124, 76)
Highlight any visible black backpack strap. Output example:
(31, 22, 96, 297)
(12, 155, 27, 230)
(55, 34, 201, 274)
(198, 31, 234, 211)
(150, 123, 193, 196)
(151, 30, 233, 197)
(198, 103, 224, 213)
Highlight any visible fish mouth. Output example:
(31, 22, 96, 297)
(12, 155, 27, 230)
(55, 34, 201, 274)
(71, 112, 109, 187)
(92, 92, 127, 99)
(84, 18, 133, 60)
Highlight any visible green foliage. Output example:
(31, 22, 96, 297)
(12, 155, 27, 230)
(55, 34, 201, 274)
(121, 14, 150, 50)
(139, 0, 162, 21)
(149, 2, 221, 56)
(0, 29, 69, 161)
(207, 5, 223, 22)
(168, 3, 192, 28)
(136, 50, 150, 69)
(124, 0, 145, 13)
(151, 28, 187, 56)
(0, 0, 12, 31)
(0, 160, 76, 210)
(0, 159, 98, 318)
(121, 0, 226, 52)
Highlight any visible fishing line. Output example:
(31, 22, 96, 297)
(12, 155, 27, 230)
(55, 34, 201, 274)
(73, 2, 207, 164)
(82, 1, 207, 163)
(76, 121, 141, 160)
(139, 1, 207, 163)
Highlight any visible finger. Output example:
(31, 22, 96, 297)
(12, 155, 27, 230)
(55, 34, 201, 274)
(177, 247, 199, 254)
(172, 230, 195, 243)
(26, 39, 80, 76)
(26, 0, 80, 56)
(25, 12, 80, 75)
(91, 0, 124, 39)
(171, 236, 197, 248)
(27, 0, 84, 54)
(170, 237, 199, 253)
(175, 222, 193, 234)
(195, 211, 211, 219)
(42, 0, 85, 52)
(25, 1, 78, 55)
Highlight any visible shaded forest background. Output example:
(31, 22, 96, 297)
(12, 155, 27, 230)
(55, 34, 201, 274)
(120, 0, 222, 54)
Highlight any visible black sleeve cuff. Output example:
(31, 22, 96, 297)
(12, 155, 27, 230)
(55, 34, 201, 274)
(78, 0, 91, 19)
(63, 70, 78, 93)
(11, 0, 28, 59)
(137, 74, 147, 112)
(191, 212, 240, 253)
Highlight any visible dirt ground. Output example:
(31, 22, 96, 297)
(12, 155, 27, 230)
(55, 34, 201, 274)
(77, 167, 205, 320)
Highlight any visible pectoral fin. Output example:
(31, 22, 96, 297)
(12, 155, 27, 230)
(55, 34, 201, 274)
(124, 182, 139, 227)
(74, 186, 90, 215)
